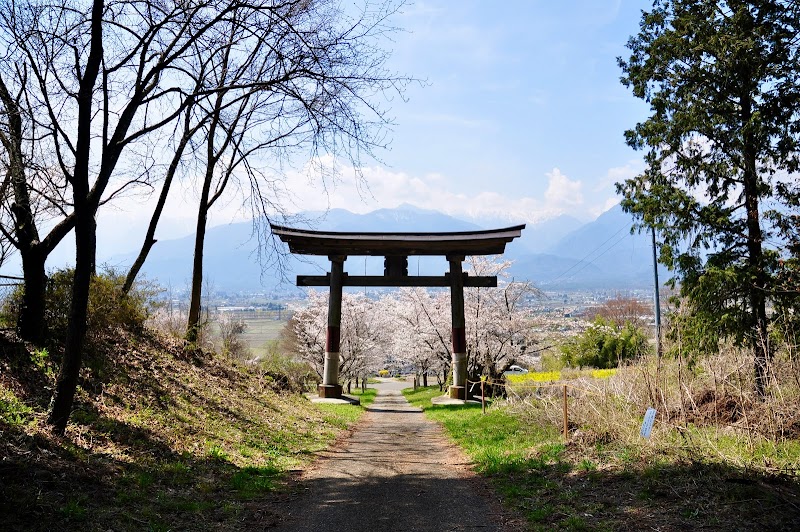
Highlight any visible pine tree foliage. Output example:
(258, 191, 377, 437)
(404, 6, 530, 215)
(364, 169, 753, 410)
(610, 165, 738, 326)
(618, 0, 800, 395)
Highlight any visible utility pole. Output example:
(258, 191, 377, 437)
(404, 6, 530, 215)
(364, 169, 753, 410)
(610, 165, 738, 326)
(651, 226, 662, 357)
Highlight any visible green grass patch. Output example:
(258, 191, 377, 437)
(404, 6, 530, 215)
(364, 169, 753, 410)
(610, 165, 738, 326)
(403, 386, 560, 473)
(403, 386, 800, 531)
(229, 465, 282, 498)
(0, 386, 33, 426)
(60, 495, 89, 521)
(350, 387, 377, 406)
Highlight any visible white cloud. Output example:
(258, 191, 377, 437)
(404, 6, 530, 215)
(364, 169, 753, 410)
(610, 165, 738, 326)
(278, 160, 620, 224)
(544, 168, 583, 207)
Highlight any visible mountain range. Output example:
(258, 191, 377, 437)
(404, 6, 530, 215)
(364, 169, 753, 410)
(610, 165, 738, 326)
(104, 203, 667, 294)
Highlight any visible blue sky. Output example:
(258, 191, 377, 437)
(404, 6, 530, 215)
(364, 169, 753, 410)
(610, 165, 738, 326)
(307, 0, 653, 224)
(5, 0, 659, 268)
(104, 0, 655, 254)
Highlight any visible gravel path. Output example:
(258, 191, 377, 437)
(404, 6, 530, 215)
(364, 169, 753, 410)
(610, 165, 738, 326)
(270, 380, 521, 531)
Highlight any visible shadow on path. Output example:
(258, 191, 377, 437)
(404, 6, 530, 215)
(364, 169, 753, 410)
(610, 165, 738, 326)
(270, 382, 519, 531)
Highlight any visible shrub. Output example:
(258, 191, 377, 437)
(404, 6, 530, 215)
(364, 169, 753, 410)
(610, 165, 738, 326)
(52, 268, 159, 339)
(217, 314, 248, 360)
(257, 340, 319, 393)
(3, 267, 160, 348)
(0, 387, 33, 426)
(560, 317, 649, 369)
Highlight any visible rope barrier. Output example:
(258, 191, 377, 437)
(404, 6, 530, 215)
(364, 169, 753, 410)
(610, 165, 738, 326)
(465, 378, 608, 395)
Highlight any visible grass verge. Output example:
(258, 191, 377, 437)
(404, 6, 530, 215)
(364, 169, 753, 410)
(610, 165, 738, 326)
(404, 386, 800, 531)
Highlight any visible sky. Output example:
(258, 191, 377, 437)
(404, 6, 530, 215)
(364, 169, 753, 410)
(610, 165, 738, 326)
(365, 0, 652, 223)
(157, 0, 654, 237)
(7, 0, 658, 267)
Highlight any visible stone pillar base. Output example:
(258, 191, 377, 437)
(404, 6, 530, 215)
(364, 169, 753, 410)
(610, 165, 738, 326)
(449, 385, 465, 400)
(318, 384, 343, 398)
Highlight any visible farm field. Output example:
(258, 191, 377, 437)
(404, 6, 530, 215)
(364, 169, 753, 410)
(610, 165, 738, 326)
(239, 315, 288, 357)
(205, 310, 290, 358)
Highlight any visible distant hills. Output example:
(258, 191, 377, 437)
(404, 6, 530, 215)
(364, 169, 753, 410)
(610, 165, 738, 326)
(510, 204, 667, 289)
(104, 203, 667, 294)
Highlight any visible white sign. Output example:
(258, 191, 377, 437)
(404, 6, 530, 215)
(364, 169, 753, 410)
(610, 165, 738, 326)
(640, 408, 657, 439)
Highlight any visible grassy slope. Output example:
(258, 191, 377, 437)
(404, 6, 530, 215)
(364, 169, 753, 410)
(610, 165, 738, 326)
(404, 386, 800, 531)
(0, 329, 372, 531)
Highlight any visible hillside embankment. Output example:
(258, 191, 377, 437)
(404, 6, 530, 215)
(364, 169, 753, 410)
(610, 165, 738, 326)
(0, 328, 364, 531)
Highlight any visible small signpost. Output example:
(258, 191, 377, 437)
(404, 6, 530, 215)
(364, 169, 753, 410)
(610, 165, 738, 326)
(640, 407, 657, 439)
(480, 376, 486, 414)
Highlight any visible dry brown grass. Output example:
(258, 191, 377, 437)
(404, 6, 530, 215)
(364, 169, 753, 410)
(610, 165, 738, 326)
(507, 343, 800, 475)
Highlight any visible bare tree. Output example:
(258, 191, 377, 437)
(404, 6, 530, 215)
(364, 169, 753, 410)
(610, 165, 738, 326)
(184, 0, 408, 341)
(1, 0, 265, 434)
(0, 63, 77, 343)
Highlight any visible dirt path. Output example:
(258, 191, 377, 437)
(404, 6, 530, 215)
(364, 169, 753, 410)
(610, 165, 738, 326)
(270, 380, 522, 531)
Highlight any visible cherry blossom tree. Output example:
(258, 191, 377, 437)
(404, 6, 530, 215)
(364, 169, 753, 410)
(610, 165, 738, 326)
(464, 256, 542, 382)
(389, 287, 453, 387)
(285, 290, 328, 378)
(287, 290, 387, 390)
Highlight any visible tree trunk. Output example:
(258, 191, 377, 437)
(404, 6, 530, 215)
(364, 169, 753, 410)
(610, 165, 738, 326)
(17, 248, 47, 344)
(741, 90, 770, 398)
(123, 105, 196, 294)
(423, 373, 428, 387)
(186, 180, 212, 343)
(48, 209, 93, 434)
(47, 0, 104, 436)
(186, 81, 227, 344)
(0, 74, 45, 344)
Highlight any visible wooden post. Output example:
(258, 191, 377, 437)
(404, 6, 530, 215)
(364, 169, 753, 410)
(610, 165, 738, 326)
(562, 385, 568, 440)
(481, 379, 486, 414)
(448, 255, 467, 400)
(320, 256, 346, 398)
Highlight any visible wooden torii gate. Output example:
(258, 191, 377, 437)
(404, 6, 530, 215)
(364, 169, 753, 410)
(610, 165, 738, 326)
(271, 224, 525, 400)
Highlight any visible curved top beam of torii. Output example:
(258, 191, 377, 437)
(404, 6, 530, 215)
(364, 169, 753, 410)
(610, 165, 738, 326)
(269, 224, 526, 257)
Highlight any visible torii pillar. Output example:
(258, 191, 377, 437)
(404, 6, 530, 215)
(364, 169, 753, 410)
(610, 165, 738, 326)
(448, 255, 467, 399)
(319, 255, 345, 398)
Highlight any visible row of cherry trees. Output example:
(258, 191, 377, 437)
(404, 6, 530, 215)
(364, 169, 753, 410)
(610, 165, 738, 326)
(283, 257, 542, 386)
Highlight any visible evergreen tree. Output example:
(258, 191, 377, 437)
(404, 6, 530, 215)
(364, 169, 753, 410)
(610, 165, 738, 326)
(618, 0, 800, 396)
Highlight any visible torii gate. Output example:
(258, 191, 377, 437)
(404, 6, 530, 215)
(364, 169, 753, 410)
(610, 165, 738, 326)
(271, 224, 525, 400)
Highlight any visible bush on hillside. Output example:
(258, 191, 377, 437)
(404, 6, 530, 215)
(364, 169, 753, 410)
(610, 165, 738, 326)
(2, 268, 160, 350)
(257, 340, 319, 393)
(217, 314, 249, 360)
(560, 317, 649, 369)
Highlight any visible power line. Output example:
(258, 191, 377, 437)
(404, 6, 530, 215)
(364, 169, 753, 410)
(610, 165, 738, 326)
(548, 224, 631, 285)
(558, 233, 630, 283)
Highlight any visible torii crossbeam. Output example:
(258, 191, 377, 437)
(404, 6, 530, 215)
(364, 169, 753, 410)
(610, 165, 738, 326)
(271, 223, 525, 400)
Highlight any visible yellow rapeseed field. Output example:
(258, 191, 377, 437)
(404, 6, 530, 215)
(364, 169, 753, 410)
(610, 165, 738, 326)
(506, 368, 616, 384)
